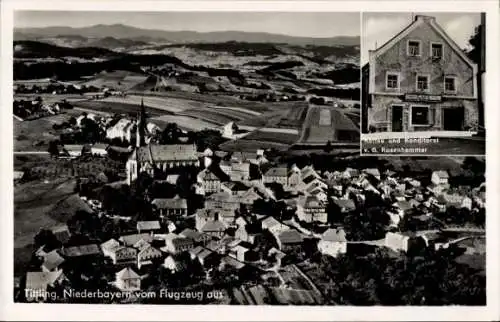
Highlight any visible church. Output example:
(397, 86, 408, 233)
(126, 100, 200, 185)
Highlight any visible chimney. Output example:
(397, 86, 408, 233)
(415, 15, 436, 22)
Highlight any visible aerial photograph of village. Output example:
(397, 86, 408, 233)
(13, 11, 485, 305)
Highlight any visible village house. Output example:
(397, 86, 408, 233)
(318, 228, 348, 258)
(115, 267, 141, 291)
(201, 220, 227, 239)
(204, 191, 241, 211)
(220, 160, 251, 182)
(105, 118, 136, 142)
(385, 232, 425, 253)
(161, 233, 195, 254)
(276, 229, 304, 251)
(101, 239, 137, 265)
(263, 166, 288, 186)
(231, 150, 268, 165)
(438, 193, 473, 210)
(261, 216, 289, 235)
(228, 244, 257, 262)
(91, 143, 108, 156)
(136, 220, 161, 234)
(221, 181, 249, 196)
(363, 15, 479, 133)
(189, 246, 219, 267)
(431, 170, 450, 186)
(119, 233, 153, 247)
(40, 250, 65, 273)
(162, 255, 183, 272)
(137, 243, 162, 269)
(287, 164, 302, 188)
(151, 196, 188, 218)
(25, 271, 67, 302)
(62, 144, 86, 158)
(51, 224, 71, 245)
(126, 144, 200, 185)
(331, 197, 357, 214)
(296, 195, 328, 223)
(196, 168, 223, 194)
(60, 244, 101, 258)
(364, 168, 381, 180)
(179, 228, 212, 246)
(234, 219, 260, 245)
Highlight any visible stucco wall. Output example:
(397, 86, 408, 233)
(372, 19, 475, 97)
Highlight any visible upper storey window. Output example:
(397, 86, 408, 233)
(407, 40, 421, 56)
(431, 43, 443, 59)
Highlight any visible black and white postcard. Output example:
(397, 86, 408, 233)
(1, 0, 499, 321)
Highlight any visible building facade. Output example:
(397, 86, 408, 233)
(365, 15, 479, 133)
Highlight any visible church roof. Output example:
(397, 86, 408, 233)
(135, 144, 198, 163)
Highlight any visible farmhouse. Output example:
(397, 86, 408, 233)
(296, 195, 328, 224)
(151, 196, 188, 218)
(318, 228, 348, 258)
(363, 15, 479, 133)
(196, 168, 223, 194)
(115, 267, 141, 291)
(101, 239, 137, 265)
(263, 166, 288, 185)
(220, 160, 251, 182)
(106, 118, 136, 142)
(431, 170, 450, 186)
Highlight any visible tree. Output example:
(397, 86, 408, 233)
(160, 123, 182, 144)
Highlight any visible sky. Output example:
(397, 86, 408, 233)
(14, 11, 360, 38)
(362, 12, 481, 64)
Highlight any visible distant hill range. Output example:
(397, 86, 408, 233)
(15, 24, 360, 48)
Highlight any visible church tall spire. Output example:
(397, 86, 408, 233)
(136, 98, 147, 147)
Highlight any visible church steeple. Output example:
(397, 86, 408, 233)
(136, 98, 147, 147)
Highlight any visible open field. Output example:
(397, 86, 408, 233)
(14, 93, 89, 104)
(240, 103, 308, 130)
(130, 91, 273, 113)
(219, 138, 290, 152)
(79, 70, 148, 91)
(73, 99, 170, 117)
(242, 130, 299, 145)
(298, 106, 360, 144)
(149, 114, 220, 132)
(14, 110, 82, 152)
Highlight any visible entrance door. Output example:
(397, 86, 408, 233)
(442, 107, 464, 131)
(392, 105, 403, 132)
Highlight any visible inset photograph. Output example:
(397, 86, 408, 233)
(361, 12, 485, 155)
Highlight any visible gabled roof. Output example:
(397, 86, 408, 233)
(264, 166, 288, 177)
(322, 228, 347, 242)
(135, 144, 198, 163)
(42, 250, 65, 271)
(202, 220, 227, 232)
(332, 198, 356, 210)
(137, 220, 161, 231)
(370, 15, 477, 70)
(116, 267, 140, 280)
(433, 170, 450, 179)
(151, 196, 187, 209)
(61, 244, 100, 257)
(119, 233, 153, 246)
(278, 229, 304, 244)
(261, 216, 281, 229)
(26, 271, 65, 290)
